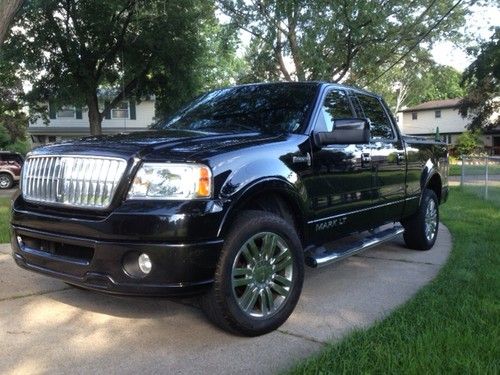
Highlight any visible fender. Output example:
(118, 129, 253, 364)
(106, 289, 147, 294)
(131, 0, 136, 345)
(216, 158, 309, 237)
(419, 158, 443, 205)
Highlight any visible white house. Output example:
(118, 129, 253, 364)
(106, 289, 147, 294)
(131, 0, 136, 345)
(397, 98, 500, 155)
(29, 98, 156, 146)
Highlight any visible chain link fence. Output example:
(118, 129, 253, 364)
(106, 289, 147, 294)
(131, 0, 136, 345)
(460, 156, 500, 204)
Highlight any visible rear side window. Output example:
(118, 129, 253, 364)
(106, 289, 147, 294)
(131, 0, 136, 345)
(356, 94, 395, 140)
(320, 90, 354, 131)
(2, 154, 22, 164)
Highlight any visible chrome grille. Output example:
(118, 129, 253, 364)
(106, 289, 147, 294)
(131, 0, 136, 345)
(22, 155, 127, 209)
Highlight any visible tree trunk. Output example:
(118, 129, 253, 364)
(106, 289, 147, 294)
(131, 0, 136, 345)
(0, 0, 24, 45)
(87, 93, 103, 136)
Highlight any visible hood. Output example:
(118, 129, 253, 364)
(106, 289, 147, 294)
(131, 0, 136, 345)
(30, 129, 284, 162)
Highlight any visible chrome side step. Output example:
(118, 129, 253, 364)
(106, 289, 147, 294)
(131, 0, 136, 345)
(305, 225, 405, 268)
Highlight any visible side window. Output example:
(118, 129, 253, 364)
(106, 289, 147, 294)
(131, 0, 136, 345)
(356, 94, 395, 140)
(320, 90, 354, 132)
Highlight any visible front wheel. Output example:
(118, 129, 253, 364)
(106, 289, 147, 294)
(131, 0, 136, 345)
(402, 189, 439, 250)
(0, 173, 13, 189)
(201, 210, 304, 336)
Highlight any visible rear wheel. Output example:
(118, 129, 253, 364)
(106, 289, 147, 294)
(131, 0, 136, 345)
(201, 210, 304, 336)
(0, 173, 13, 189)
(402, 189, 439, 250)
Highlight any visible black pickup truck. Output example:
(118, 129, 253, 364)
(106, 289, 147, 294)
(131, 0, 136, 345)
(11, 82, 448, 336)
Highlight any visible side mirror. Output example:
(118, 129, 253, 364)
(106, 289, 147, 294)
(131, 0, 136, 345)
(314, 118, 370, 147)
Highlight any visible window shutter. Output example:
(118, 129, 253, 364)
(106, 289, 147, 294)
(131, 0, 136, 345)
(104, 100, 111, 119)
(49, 101, 57, 119)
(129, 100, 136, 120)
(75, 107, 83, 119)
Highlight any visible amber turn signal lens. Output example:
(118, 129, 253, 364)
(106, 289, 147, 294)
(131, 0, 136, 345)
(197, 167, 211, 197)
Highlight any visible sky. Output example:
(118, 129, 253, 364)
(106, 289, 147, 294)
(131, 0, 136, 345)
(431, 3, 500, 71)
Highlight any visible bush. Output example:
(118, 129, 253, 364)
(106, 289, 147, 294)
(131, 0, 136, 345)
(451, 131, 484, 157)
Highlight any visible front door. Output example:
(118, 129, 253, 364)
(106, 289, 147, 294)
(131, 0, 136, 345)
(306, 88, 374, 243)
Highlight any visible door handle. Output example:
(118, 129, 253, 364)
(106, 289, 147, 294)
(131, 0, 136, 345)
(292, 152, 311, 167)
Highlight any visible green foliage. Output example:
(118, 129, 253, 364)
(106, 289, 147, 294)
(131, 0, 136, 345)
(3, 0, 240, 133)
(454, 131, 484, 156)
(5, 139, 30, 155)
(362, 51, 466, 113)
(0, 54, 28, 143)
(0, 125, 10, 147)
(459, 27, 500, 130)
(221, 0, 469, 83)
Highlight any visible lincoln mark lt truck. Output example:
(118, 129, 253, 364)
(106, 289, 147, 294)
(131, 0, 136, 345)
(11, 82, 448, 335)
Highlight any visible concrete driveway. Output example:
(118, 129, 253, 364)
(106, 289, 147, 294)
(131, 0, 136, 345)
(0, 188, 17, 199)
(0, 226, 451, 375)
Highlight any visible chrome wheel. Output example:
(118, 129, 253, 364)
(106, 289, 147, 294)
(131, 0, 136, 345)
(424, 199, 437, 241)
(0, 175, 11, 189)
(231, 232, 294, 318)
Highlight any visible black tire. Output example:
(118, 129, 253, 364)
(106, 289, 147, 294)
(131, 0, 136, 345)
(0, 173, 13, 189)
(402, 189, 439, 251)
(200, 210, 304, 336)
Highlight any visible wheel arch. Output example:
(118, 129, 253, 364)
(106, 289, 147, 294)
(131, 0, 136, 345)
(0, 169, 16, 179)
(422, 171, 443, 204)
(217, 177, 307, 241)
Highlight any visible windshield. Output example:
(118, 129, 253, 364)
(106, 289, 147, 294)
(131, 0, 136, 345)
(154, 84, 318, 134)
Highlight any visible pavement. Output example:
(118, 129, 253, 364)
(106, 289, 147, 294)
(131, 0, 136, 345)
(0, 226, 452, 375)
(0, 188, 17, 199)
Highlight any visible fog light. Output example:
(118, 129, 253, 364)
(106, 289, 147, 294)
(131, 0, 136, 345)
(16, 235, 23, 246)
(138, 253, 152, 274)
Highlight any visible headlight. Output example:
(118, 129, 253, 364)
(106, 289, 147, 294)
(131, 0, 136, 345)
(128, 163, 212, 200)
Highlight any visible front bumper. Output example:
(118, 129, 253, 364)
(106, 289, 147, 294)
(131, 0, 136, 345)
(11, 196, 227, 296)
(11, 226, 223, 296)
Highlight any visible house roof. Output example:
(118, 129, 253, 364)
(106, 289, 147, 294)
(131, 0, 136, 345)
(402, 98, 461, 112)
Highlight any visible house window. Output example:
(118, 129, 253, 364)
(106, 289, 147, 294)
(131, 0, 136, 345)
(56, 106, 76, 118)
(412, 112, 417, 120)
(111, 101, 129, 119)
(435, 110, 441, 118)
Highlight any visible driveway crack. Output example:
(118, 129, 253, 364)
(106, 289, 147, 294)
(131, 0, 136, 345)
(0, 287, 72, 303)
(353, 254, 440, 266)
(277, 328, 327, 345)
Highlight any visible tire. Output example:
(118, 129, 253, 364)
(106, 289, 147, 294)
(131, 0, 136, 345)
(201, 210, 304, 336)
(402, 189, 439, 251)
(0, 173, 13, 189)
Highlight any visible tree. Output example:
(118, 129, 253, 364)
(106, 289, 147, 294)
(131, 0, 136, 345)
(459, 27, 500, 131)
(361, 52, 466, 113)
(0, 0, 23, 45)
(0, 50, 29, 153)
(220, 0, 469, 83)
(3, 0, 230, 135)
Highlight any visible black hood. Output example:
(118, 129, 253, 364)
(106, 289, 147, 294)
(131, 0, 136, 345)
(30, 129, 284, 162)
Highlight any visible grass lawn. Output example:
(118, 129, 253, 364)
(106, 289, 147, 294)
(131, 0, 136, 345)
(289, 187, 500, 374)
(0, 198, 11, 243)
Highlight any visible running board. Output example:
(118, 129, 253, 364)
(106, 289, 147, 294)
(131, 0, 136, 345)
(305, 225, 405, 268)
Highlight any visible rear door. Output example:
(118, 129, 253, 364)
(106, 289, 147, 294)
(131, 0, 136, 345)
(353, 93, 406, 222)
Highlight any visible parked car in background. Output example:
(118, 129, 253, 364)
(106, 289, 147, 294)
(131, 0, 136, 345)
(0, 151, 23, 189)
(11, 82, 448, 335)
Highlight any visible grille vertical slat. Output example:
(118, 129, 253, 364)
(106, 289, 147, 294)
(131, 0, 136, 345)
(22, 156, 127, 209)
